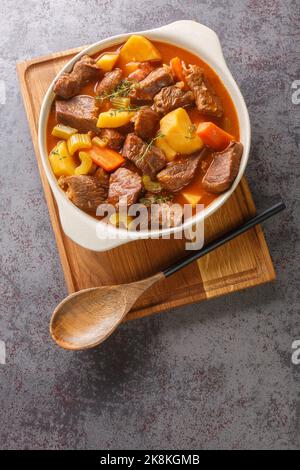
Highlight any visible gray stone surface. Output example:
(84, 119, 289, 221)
(0, 0, 299, 450)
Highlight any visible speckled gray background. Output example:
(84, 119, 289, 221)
(0, 0, 299, 450)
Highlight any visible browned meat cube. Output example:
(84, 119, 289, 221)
(99, 128, 125, 150)
(153, 85, 194, 115)
(156, 153, 202, 192)
(53, 55, 101, 99)
(202, 141, 243, 193)
(94, 167, 110, 190)
(122, 133, 166, 179)
(132, 107, 160, 141)
(95, 68, 123, 96)
(183, 64, 223, 117)
(127, 62, 156, 82)
(139, 192, 182, 228)
(58, 175, 108, 213)
(130, 66, 174, 101)
(56, 95, 99, 133)
(108, 168, 142, 207)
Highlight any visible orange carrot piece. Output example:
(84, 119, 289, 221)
(196, 122, 235, 150)
(85, 145, 125, 172)
(170, 57, 188, 89)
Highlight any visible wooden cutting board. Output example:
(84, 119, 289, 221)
(16, 47, 275, 321)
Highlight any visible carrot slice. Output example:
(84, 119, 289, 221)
(170, 57, 188, 89)
(85, 145, 125, 172)
(196, 122, 234, 150)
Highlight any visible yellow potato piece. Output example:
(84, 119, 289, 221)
(97, 109, 135, 128)
(181, 192, 202, 207)
(49, 141, 77, 177)
(96, 53, 119, 72)
(160, 108, 203, 154)
(119, 35, 161, 66)
(155, 135, 177, 161)
(109, 213, 133, 229)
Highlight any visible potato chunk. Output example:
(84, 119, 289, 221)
(97, 109, 135, 128)
(49, 141, 77, 177)
(119, 35, 161, 67)
(155, 135, 177, 161)
(96, 53, 119, 72)
(160, 108, 203, 154)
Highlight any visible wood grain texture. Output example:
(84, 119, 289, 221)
(50, 272, 164, 350)
(16, 47, 276, 321)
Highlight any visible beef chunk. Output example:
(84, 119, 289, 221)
(153, 85, 194, 115)
(108, 168, 142, 207)
(157, 153, 202, 192)
(56, 95, 98, 133)
(140, 192, 183, 227)
(132, 107, 160, 141)
(122, 133, 166, 179)
(53, 55, 101, 99)
(99, 128, 125, 150)
(202, 141, 243, 193)
(130, 66, 174, 101)
(95, 167, 110, 190)
(58, 175, 108, 213)
(139, 192, 182, 228)
(128, 62, 156, 82)
(95, 68, 123, 96)
(183, 65, 223, 117)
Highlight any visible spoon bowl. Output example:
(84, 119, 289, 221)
(50, 273, 163, 350)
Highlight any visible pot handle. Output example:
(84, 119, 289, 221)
(154, 20, 227, 69)
(57, 200, 128, 252)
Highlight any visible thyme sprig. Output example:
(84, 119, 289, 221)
(140, 194, 173, 206)
(185, 124, 197, 140)
(137, 132, 165, 163)
(51, 149, 67, 161)
(108, 106, 141, 116)
(95, 79, 137, 102)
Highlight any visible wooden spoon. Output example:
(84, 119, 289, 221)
(50, 201, 285, 350)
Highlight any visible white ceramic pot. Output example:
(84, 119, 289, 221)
(38, 20, 251, 251)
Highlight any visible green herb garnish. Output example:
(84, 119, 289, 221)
(140, 194, 173, 206)
(137, 132, 165, 163)
(50, 149, 67, 160)
(108, 106, 141, 116)
(185, 124, 197, 140)
(95, 79, 137, 101)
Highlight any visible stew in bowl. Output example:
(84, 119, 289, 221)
(46, 32, 243, 231)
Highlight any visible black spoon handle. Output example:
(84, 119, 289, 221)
(163, 200, 286, 278)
